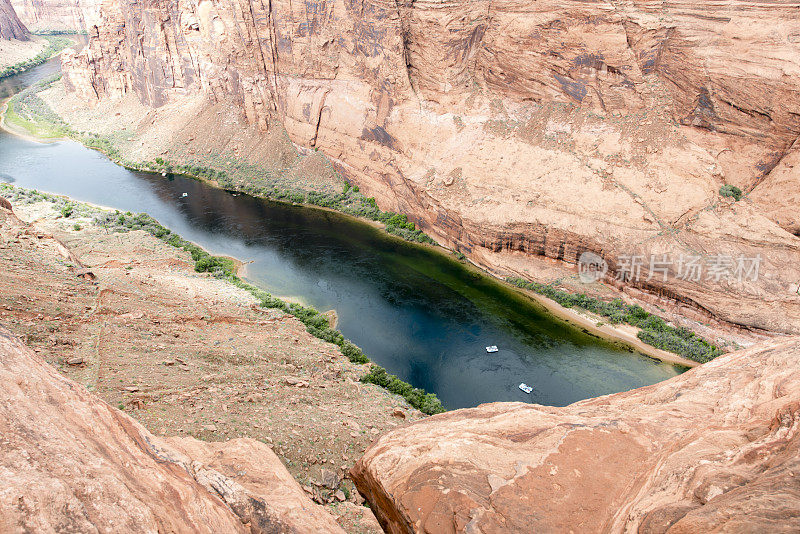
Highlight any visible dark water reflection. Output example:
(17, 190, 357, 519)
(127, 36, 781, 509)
(0, 57, 683, 409)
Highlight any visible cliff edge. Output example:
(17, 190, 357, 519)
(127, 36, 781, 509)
(0, 325, 345, 532)
(352, 337, 800, 533)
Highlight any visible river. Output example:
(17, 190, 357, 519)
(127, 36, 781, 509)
(0, 55, 683, 410)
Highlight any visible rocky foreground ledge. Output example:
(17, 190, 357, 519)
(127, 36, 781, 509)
(0, 326, 346, 532)
(352, 338, 800, 533)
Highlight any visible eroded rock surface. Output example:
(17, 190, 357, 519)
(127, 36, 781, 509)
(351, 337, 800, 533)
(10, 0, 84, 32)
(0, 324, 345, 533)
(0, 0, 28, 41)
(164, 437, 347, 533)
(60, 0, 800, 333)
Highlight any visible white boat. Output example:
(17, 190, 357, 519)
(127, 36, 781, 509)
(518, 383, 533, 394)
(181, 193, 188, 198)
(485, 345, 498, 353)
(161, 171, 167, 177)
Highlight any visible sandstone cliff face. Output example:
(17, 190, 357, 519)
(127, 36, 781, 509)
(752, 138, 800, 236)
(10, 0, 84, 32)
(0, 0, 28, 40)
(351, 337, 800, 533)
(61, 0, 800, 333)
(0, 325, 345, 533)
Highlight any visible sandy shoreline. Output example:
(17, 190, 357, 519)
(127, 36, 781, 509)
(306, 205, 699, 367)
(512, 284, 699, 368)
(0, 96, 699, 370)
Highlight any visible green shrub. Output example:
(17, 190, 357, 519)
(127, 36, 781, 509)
(194, 256, 235, 275)
(506, 277, 722, 363)
(306, 325, 344, 345)
(719, 184, 743, 201)
(260, 294, 289, 311)
(31, 30, 87, 36)
(637, 329, 721, 363)
(361, 366, 445, 415)
(341, 340, 369, 364)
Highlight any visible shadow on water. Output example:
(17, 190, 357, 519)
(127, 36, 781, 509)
(0, 58, 684, 409)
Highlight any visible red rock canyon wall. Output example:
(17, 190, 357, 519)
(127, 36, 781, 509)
(352, 336, 800, 533)
(62, 0, 800, 333)
(10, 0, 85, 32)
(0, 0, 28, 40)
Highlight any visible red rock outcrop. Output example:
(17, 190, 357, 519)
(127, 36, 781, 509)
(60, 0, 800, 333)
(751, 138, 800, 237)
(351, 337, 800, 533)
(0, 326, 345, 533)
(10, 0, 84, 32)
(0, 0, 28, 40)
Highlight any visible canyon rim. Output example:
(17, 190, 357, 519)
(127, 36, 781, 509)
(1, 0, 800, 532)
(58, 0, 800, 333)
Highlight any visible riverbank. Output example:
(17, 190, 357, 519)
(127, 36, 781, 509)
(511, 283, 700, 368)
(0, 74, 735, 367)
(1, 97, 51, 141)
(0, 36, 47, 73)
(0, 181, 445, 411)
(0, 34, 74, 79)
(0, 184, 421, 532)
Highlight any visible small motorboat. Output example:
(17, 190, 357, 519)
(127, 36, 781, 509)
(485, 345, 499, 353)
(161, 171, 167, 177)
(518, 383, 533, 394)
(181, 192, 188, 198)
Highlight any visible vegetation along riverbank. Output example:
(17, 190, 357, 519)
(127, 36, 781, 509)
(0, 34, 73, 79)
(507, 278, 722, 363)
(2, 74, 727, 367)
(0, 182, 446, 415)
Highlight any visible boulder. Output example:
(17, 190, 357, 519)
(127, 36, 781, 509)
(0, 327, 344, 533)
(352, 338, 800, 533)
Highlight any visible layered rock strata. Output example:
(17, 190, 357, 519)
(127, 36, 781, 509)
(0, 0, 28, 40)
(59, 0, 800, 333)
(351, 337, 800, 533)
(10, 0, 84, 32)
